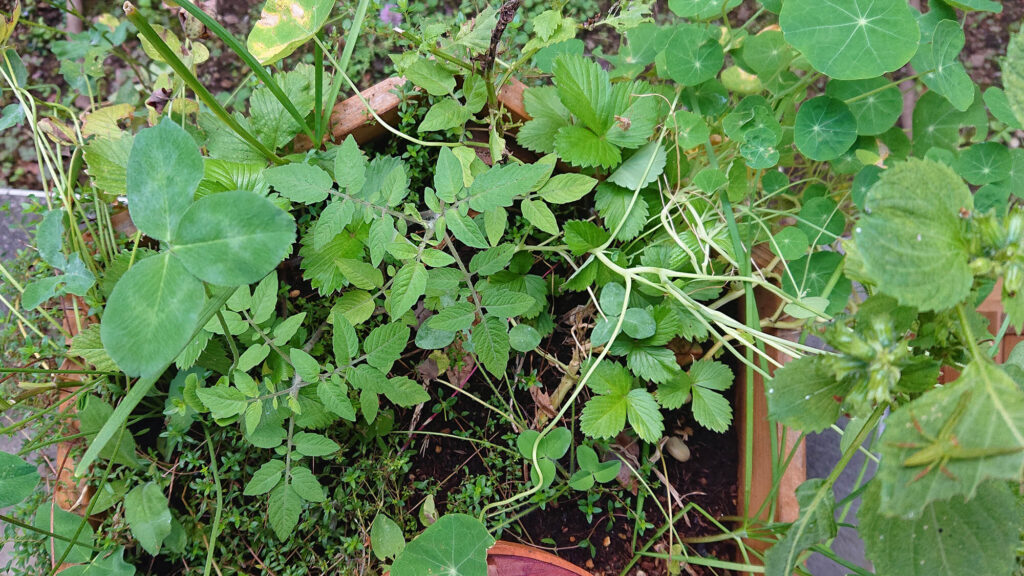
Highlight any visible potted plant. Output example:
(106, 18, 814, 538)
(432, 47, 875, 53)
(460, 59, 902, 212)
(1, 0, 1023, 575)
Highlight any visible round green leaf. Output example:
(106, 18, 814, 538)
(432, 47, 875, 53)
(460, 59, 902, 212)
(509, 324, 542, 352)
(246, 0, 334, 65)
(665, 24, 724, 86)
(983, 87, 1024, 130)
(741, 127, 781, 169)
(0, 452, 39, 508)
(851, 165, 882, 209)
(912, 19, 973, 111)
(956, 142, 1011, 185)
(770, 226, 810, 261)
(600, 282, 627, 314)
(126, 118, 202, 242)
(622, 308, 657, 339)
(798, 197, 846, 246)
(101, 252, 206, 377)
(170, 190, 296, 286)
(742, 30, 794, 76)
(124, 482, 172, 556)
(855, 158, 973, 311)
(825, 78, 903, 136)
(794, 96, 858, 161)
(780, 0, 919, 80)
(391, 514, 495, 576)
(371, 513, 405, 561)
(668, 0, 741, 19)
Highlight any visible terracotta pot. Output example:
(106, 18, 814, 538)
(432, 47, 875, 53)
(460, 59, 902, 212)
(383, 541, 593, 576)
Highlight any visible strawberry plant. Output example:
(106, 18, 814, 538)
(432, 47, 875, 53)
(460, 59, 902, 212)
(1, 0, 1023, 574)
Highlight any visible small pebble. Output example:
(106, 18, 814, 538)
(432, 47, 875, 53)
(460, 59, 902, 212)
(603, 536, 611, 547)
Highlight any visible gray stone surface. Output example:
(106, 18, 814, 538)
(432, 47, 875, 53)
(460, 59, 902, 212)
(805, 419, 876, 575)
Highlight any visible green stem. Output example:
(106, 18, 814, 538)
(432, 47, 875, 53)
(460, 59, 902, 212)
(0, 514, 103, 551)
(173, 0, 314, 140)
(75, 287, 236, 476)
(124, 3, 284, 165)
(203, 426, 224, 576)
(314, 38, 323, 143)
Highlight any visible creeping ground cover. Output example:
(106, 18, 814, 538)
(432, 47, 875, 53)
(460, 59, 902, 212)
(1, 0, 1024, 574)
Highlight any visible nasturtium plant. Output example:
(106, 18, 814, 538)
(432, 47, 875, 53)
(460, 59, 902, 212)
(7, 0, 1024, 574)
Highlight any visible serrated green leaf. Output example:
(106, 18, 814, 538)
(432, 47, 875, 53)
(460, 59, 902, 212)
(855, 159, 973, 311)
(290, 348, 321, 383)
(626, 346, 678, 383)
(390, 262, 427, 320)
(427, 302, 476, 331)
(334, 135, 367, 193)
(766, 356, 850, 433)
(364, 322, 409, 372)
(68, 324, 118, 372)
(332, 290, 374, 327)
(196, 384, 247, 419)
(290, 466, 325, 502)
(445, 209, 489, 249)
(553, 54, 612, 132)
(472, 315, 509, 376)
(318, 377, 355, 421)
(244, 460, 284, 496)
(250, 64, 316, 149)
(595, 182, 649, 242)
(265, 162, 333, 204)
(480, 288, 535, 318)
(292, 431, 339, 457)
(517, 87, 571, 154)
(581, 394, 628, 440)
(563, 220, 610, 255)
(467, 163, 549, 213)
(553, 124, 621, 169)
(859, 480, 1020, 576)
(384, 376, 430, 406)
(468, 244, 516, 276)
(268, 482, 302, 540)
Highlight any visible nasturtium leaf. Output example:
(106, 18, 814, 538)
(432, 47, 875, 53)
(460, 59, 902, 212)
(268, 482, 302, 540)
(740, 127, 781, 169)
(956, 142, 1011, 185)
(766, 356, 850, 433)
(912, 19, 973, 111)
(825, 78, 903, 136)
(665, 24, 724, 87)
(509, 323, 542, 352)
(798, 197, 845, 246)
(668, 0, 741, 19)
(943, 0, 1001, 11)
(265, 162, 333, 204)
(364, 322, 409, 373)
(390, 514, 495, 576)
(125, 482, 172, 556)
(170, 190, 295, 286)
(126, 119, 202, 242)
(794, 96, 858, 161)
(371, 513, 405, 561)
(389, 262, 427, 320)
(851, 165, 882, 209)
(780, 0, 919, 80)
(246, 0, 333, 65)
(0, 452, 39, 508)
(860, 480, 1019, 576)
(472, 315, 510, 376)
(855, 159, 972, 311)
(101, 253, 205, 377)
(770, 227, 810, 261)
(742, 30, 794, 77)
(877, 361, 1024, 516)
